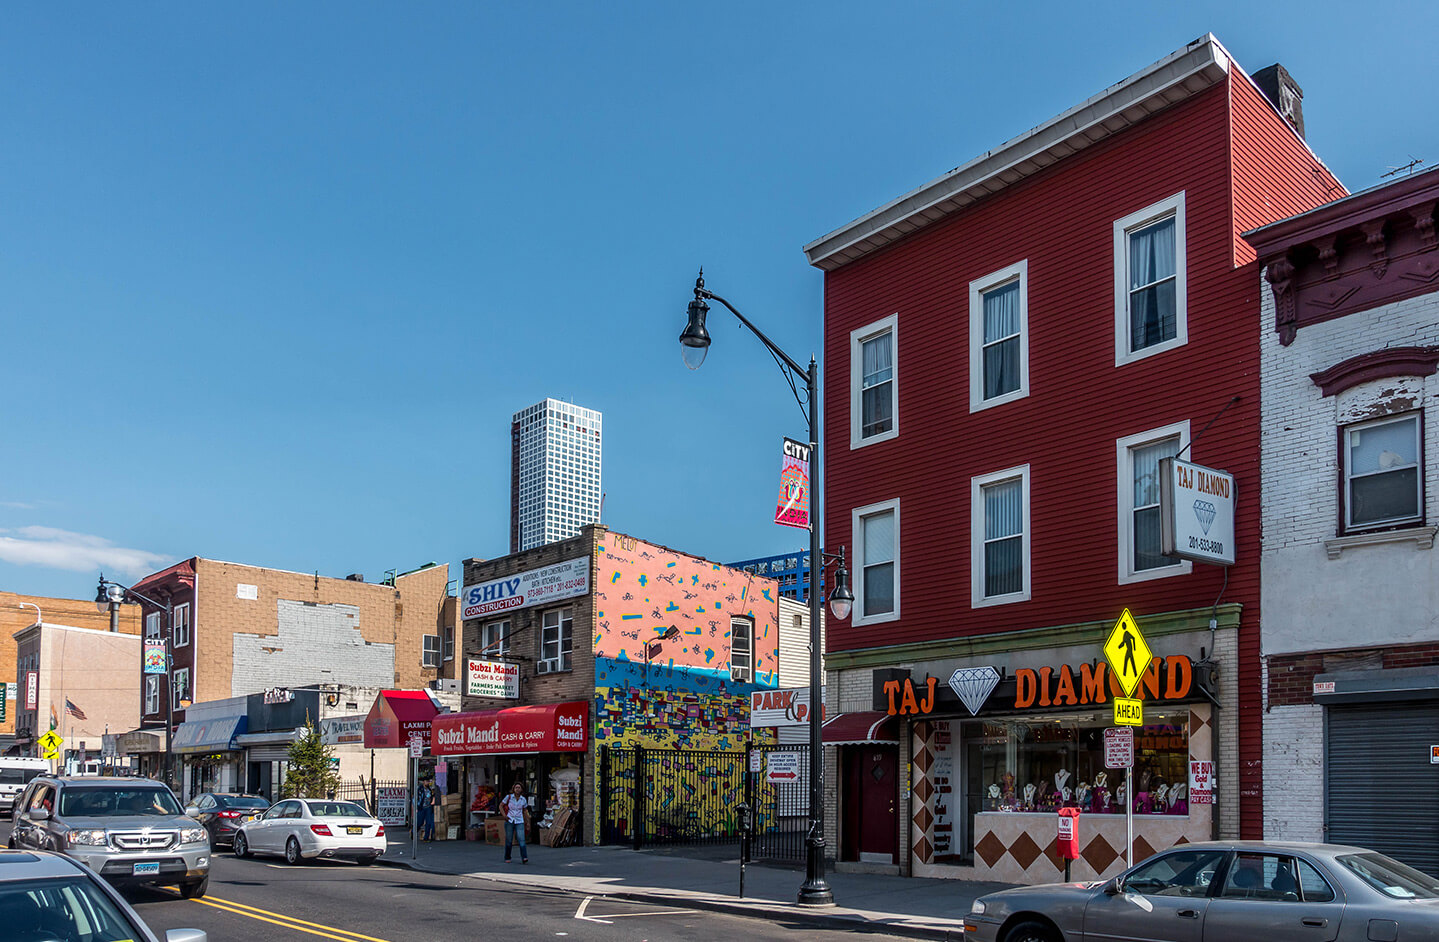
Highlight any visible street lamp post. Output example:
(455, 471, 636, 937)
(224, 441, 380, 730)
(679, 270, 853, 907)
(96, 575, 175, 789)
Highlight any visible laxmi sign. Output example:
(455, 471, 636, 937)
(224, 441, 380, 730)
(1160, 458, 1236, 566)
(461, 558, 589, 621)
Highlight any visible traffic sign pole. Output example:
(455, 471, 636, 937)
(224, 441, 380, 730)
(1126, 765, 1133, 870)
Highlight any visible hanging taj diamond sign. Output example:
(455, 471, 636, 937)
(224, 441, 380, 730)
(1160, 457, 1236, 566)
(948, 666, 1001, 716)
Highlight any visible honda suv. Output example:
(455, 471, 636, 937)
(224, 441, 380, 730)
(8, 776, 211, 898)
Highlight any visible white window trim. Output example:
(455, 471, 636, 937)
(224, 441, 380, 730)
(145, 613, 161, 639)
(145, 676, 160, 715)
(851, 498, 900, 626)
(422, 634, 441, 668)
(172, 602, 190, 648)
(443, 625, 455, 662)
(730, 617, 754, 683)
(969, 260, 1030, 413)
(1114, 192, 1187, 366)
(850, 313, 899, 449)
(970, 464, 1032, 607)
(1343, 412, 1424, 533)
(1116, 420, 1193, 585)
(173, 667, 190, 704)
(538, 607, 574, 674)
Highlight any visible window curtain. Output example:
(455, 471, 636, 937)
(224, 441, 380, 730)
(1133, 439, 1178, 571)
(982, 282, 1021, 399)
(862, 511, 895, 616)
(983, 480, 1022, 596)
(861, 333, 893, 436)
(1129, 217, 1176, 351)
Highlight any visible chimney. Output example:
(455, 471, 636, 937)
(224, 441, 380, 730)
(1252, 64, 1305, 139)
(345, 573, 365, 582)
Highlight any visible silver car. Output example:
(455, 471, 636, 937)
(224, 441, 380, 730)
(9, 776, 211, 899)
(0, 848, 207, 942)
(965, 840, 1439, 942)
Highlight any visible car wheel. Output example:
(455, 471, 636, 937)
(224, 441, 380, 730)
(285, 836, 304, 865)
(180, 877, 209, 900)
(1004, 920, 1060, 942)
(233, 833, 249, 858)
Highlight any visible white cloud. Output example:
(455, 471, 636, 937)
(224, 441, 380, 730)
(0, 526, 168, 577)
(0, 501, 37, 510)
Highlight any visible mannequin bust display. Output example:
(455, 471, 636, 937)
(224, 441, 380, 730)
(1154, 783, 1170, 813)
(1054, 769, 1071, 791)
(1023, 782, 1037, 809)
(988, 784, 1001, 799)
(1092, 772, 1111, 813)
(1060, 785, 1073, 803)
(1169, 782, 1188, 814)
(1076, 782, 1091, 809)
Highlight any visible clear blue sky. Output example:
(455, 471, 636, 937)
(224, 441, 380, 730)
(4, 3, 1436, 600)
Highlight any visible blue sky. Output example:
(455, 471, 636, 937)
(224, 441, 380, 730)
(3, 3, 1437, 600)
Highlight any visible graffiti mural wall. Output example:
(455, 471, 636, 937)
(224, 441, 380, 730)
(592, 532, 779, 752)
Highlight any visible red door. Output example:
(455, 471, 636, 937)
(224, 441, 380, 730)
(842, 746, 898, 863)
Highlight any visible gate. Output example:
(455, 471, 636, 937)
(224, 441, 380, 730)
(600, 743, 809, 862)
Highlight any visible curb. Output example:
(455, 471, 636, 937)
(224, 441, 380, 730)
(375, 856, 967, 940)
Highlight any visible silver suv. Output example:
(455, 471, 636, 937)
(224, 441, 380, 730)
(9, 776, 211, 898)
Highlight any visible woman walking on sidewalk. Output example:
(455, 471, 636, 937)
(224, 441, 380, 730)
(500, 781, 530, 864)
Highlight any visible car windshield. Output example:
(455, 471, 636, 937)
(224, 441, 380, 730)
(305, 801, 369, 818)
(0, 769, 42, 785)
(59, 786, 184, 818)
(0, 876, 141, 942)
(1338, 853, 1439, 899)
(216, 795, 269, 809)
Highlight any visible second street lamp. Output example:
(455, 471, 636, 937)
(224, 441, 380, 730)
(678, 268, 844, 906)
(96, 575, 176, 790)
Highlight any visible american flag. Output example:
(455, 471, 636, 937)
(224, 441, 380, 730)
(65, 699, 87, 721)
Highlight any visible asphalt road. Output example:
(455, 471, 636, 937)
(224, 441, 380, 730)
(2, 822, 909, 941)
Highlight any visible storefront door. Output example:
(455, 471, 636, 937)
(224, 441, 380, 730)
(844, 745, 898, 864)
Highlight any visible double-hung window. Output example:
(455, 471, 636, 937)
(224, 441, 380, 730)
(851, 314, 898, 448)
(172, 668, 190, 705)
(145, 676, 160, 715)
(1115, 193, 1187, 365)
(852, 499, 899, 624)
(145, 613, 161, 639)
(422, 635, 441, 668)
(443, 626, 455, 662)
(1344, 413, 1422, 531)
(172, 603, 191, 648)
(969, 261, 1029, 411)
(540, 607, 573, 673)
(971, 465, 1031, 606)
(1117, 422, 1192, 583)
(482, 619, 511, 657)
(730, 617, 753, 682)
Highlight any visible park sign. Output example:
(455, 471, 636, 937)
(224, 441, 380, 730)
(1160, 458, 1236, 566)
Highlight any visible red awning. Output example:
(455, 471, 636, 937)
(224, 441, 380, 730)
(363, 690, 440, 749)
(431, 701, 589, 757)
(821, 712, 898, 745)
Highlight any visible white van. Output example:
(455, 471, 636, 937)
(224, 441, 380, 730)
(0, 757, 49, 814)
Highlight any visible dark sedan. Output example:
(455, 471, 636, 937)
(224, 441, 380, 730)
(183, 793, 270, 847)
(965, 840, 1439, 942)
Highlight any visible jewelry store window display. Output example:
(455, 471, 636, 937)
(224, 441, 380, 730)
(965, 711, 1188, 817)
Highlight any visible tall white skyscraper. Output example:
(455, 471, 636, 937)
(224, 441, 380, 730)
(510, 398, 603, 553)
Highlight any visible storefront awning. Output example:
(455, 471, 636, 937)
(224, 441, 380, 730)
(431, 701, 588, 757)
(364, 689, 441, 749)
(821, 712, 898, 746)
(172, 715, 248, 755)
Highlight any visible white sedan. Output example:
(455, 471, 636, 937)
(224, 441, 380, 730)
(232, 798, 386, 865)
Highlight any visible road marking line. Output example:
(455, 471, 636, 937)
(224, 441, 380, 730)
(573, 895, 612, 924)
(189, 897, 386, 942)
(602, 910, 699, 918)
(203, 895, 395, 942)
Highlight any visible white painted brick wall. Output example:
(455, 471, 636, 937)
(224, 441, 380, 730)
(231, 600, 395, 696)
(1262, 704, 1325, 841)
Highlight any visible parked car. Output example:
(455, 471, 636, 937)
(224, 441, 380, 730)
(0, 848, 207, 942)
(8, 776, 211, 899)
(965, 840, 1439, 942)
(232, 798, 385, 865)
(0, 758, 48, 815)
(184, 792, 270, 847)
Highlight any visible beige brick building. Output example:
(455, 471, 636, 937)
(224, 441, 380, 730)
(14, 621, 141, 766)
(2, 591, 141, 750)
(128, 558, 456, 746)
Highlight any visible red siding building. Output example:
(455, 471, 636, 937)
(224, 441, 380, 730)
(804, 35, 1341, 883)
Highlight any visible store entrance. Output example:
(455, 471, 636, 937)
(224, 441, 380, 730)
(842, 745, 898, 864)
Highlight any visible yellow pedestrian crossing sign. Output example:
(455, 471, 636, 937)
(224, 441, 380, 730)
(1104, 608, 1151, 699)
(38, 730, 63, 752)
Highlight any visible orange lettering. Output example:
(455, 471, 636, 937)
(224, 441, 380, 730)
(1080, 663, 1107, 704)
(1053, 664, 1078, 706)
(1141, 657, 1162, 700)
(1015, 669, 1037, 708)
(884, 680, 901, 716)
(918, 676, 938, 714)
(1165, 655, 1192, 699)
(1038, 667, 1053, 707)
(900, 679, 920, 715)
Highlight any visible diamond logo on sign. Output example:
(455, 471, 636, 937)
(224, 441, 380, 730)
(948, 667, 1001, 716)
(1193, 500, 1216, 534)
(1104, 609, 1151, 700)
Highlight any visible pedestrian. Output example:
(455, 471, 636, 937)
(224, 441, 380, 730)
(414, 775, 438, 842)
(500, 781, 530, 864)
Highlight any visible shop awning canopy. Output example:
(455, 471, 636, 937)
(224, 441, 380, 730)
(364, 690, 441, 749)
(172, 715, 248, 755)
(821, 711, 898, 746)
(431, 701, 588, 757)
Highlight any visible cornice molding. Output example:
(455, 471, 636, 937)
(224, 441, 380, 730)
(1309, 346, 1439, 397)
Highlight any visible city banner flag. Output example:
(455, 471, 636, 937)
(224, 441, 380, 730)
(775, 437, 811, 530)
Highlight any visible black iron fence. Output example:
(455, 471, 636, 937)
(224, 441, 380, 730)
(331, 778, 409, 823)
(599, 743, 810, 862)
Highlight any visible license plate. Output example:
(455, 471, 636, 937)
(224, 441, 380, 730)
(346, 826, 363, 835)
(132, 862, 160, 876)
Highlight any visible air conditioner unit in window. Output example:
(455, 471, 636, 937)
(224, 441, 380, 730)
(731, 668, 749, 683)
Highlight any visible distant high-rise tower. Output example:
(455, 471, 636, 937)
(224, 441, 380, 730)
(510, 398, 603, 552)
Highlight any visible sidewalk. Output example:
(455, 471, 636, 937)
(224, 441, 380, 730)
(378, 829, 1014, 939)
